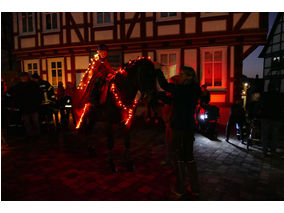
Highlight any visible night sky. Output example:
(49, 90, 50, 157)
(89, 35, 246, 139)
(243, 12, 278, 78)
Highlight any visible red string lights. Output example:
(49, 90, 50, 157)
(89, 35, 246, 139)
(75, 103, 90, 129)
(75, 54, 152, 129)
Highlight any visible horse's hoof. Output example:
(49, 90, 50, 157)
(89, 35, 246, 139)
(126, 161, 134, 172)
(109, 161, 118, 173)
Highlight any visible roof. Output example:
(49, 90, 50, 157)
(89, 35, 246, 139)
(259, 12, 283, 58)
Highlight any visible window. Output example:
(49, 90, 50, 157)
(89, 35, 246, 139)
(157, 49, 180, 81)
(272, 56, 281, 69)
(94, 12, 113, 26)
(201, 47, 226, 88)
(48, 58, 65, 88)
(160, 12, 177, 18)
(156, 12, 181, 22)
(27, 63, 38, 75)
(21, 12, 34, 33)
(45, 13, 58, 30)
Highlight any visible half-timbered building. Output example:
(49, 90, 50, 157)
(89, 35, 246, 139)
(259, 12, 284, 93)
(12, 12, 269, 124)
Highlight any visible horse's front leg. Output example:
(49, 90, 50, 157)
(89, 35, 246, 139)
(123, 126, 134, 172)
(107, 122, 117, 173)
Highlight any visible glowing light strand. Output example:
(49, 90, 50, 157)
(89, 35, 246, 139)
(75, 103, 90, 129)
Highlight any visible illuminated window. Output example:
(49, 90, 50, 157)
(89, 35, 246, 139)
(21, 12, 34, 33)
(45, 13, 58, 30)
(157, 49, 180, 81)
(27, 62, 38, 75)
(201, 47, 226, 88)
(48, 59, 65, 88)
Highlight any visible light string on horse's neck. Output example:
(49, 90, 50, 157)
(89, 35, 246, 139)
(75, 54, 152, 129)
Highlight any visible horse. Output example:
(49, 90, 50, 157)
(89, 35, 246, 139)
(79, 57, 157, 172)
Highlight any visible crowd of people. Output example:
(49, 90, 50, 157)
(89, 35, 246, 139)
(2, 72, 76, 142)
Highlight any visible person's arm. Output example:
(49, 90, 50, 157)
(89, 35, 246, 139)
(156, 69, 177, 93)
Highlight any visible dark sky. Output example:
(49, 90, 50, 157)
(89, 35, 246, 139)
(243, 12, 278, 78)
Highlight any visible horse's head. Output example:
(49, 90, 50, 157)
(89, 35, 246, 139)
(125, 58, 157, 103)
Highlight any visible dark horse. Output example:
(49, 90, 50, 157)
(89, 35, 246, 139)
(80, 58, 157, 172)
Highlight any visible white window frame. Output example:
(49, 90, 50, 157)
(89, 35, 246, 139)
(200, 46, 227, 90)
(42, 12, 60, 33)
(47, 58, 65, 88)
(156, 49, 181, 80)
(156, 12, 181, 22)
(93, 12, 114, 27)
(19, 12, 36, 35)
(24, 59, 39, 75)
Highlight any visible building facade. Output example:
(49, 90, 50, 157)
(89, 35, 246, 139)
(259, 12, 284, 93)
(12, 12, 268, 107)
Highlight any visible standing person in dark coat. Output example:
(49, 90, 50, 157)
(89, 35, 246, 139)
(226, 101, 246, 143)
(260, 81, 284, 156)
(155, 64, 201, 198)
(13, 72, 41, 139)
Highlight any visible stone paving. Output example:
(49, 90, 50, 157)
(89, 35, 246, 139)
(1, 119, 284, 201)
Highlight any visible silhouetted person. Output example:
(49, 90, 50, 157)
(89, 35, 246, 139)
(13, 72, 41, 139)
(226, 101, 246, 143)
(31, 73, 58, 128)
(260, 81, 284, 155)
(155, 64, 201, 198)
(200, 84, 210, 106)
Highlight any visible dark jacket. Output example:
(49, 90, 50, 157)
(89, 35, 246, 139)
(156, 69, 201, 130)
(12, 80, 42, 114)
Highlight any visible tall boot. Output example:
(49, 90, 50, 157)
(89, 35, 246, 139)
(186, 160, 200, 195)
(174, 161, 186, 196)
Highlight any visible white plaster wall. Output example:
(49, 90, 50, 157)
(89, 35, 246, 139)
(43, 34, 60, 46)
(66, 57, 71, 70)
(233, 13, 242, 28)
(72, 12, 84, 24)
(41, 59, 46, 71)
(131, 23, 140, 38)
(241, 13, 259, 29)
(146, 22, 153, 37)
(21, 38, 36, 48)
(185, 17, 196, 34)
(202, 20, 226, 32)
(184, 49, 197, 71)
(124, 52, 142, 63)
(95, 30, 113, 41)
(75, 56, 89, 70)
(125, 12, 135, 19)
(158, 25, 179, 36)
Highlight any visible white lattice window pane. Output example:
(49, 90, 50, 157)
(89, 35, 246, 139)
(169, 53, 176, 65)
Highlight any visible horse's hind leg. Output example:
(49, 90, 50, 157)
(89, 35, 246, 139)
(123, 129, 134, 172)
(107, 123, 117, 173)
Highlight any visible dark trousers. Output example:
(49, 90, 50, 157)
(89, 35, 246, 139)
(172, 129, 199, 195)
(22, 111, 40, 137)
(226, 118, 244, 141)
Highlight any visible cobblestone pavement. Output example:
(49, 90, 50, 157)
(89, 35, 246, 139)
(2, 120, 284, 201)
